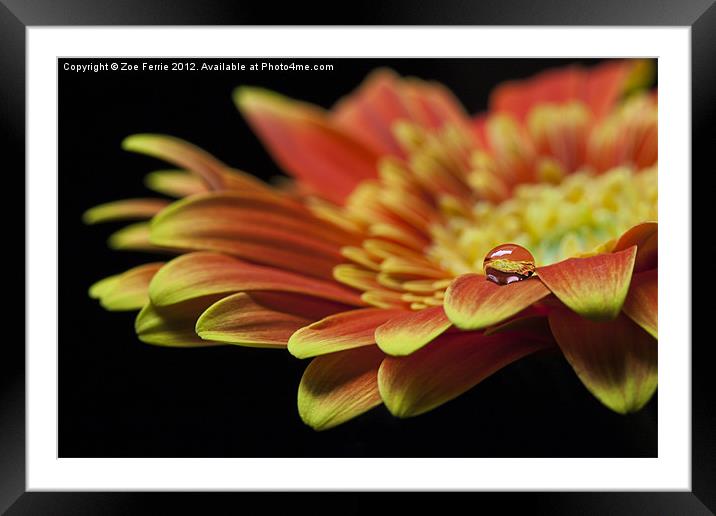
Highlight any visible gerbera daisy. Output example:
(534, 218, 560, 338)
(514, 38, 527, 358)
(86, 60, 657, 431)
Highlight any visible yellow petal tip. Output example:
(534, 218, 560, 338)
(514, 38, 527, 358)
(233, 86, 286, 113)
(121, 133, 152, 151)
(286, 333, 306, 359)
(81, 207, 100, 225)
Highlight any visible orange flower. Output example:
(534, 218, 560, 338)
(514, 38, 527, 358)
(86, 60, 657, 430)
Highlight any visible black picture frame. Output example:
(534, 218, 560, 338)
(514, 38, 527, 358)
(5, 1, 712, 513)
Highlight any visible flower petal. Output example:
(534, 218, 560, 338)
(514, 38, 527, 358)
(483, 308, 551, 336)
(135, 298, 224, 347)
(108, 222, 170, 253)
(237, 291, 354, 321)
(149, 252, 364, 307)
(90, 262, 164, 311)
(234, 87, 380, 204)
(122, 134, 227, 190)
(220, 167, 286, 196)
(298, 346, 385, 431)
(491, 66, 581, 120)
(89, 274, 120, 300)
(622, 269, 658, 339)
(331, 69, 412, 157)
(584, 59, 654, 119)
(288, 308, 404, 359)
(548, 308, 657, 414)
(330, 70, 472, 157)
(196, 292, 310, 348)
(401, 78, 472, 130)
(612, 221, 657, 273)
(490, 60, 648, 121)
(144, 170, 209, 198)
(375, 306, 452, 356)
(83, 198, 170, 224)
(151, 191, 358, 248)
(444, 274, 550, 330)
(149, 192, 353, 279)
(333, 264, 382, 291)
(537, 246, 637, 321)
(378, 331, 553, 418)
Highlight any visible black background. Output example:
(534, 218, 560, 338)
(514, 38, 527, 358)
(59, 58, 657, 458)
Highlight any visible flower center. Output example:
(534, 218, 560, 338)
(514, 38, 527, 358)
(316, 96, 657, 311)
(428, 165, 657, 275)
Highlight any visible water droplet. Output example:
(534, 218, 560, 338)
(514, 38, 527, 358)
(483, 244, 536, 285)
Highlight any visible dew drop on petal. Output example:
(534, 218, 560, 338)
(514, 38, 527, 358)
(483, 243, 537, 286)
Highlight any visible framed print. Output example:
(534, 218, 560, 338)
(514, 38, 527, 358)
(59, 55, 663, 460)
(5, 0, 714, 513)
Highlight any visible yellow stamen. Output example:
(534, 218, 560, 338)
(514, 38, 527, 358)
(430, 165, 657, 273)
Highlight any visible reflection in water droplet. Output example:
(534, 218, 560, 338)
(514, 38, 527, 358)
(483, 244, 536, 286)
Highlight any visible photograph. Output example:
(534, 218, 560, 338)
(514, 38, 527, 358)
(59, 57, 659, 458)
(6, 2, 711, 509)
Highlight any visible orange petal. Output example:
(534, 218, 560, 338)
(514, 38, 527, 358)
(375, 306, 452, 356)
(483, 307, 551, 336)
(123, 134, 227, 190)
(234, 87, 380, 205)
(144, 170, 209, 198)
(288, 307, 405, 359)
(490, 66, 581, 121)
(538, 246, 636, 321)
(471, 114, 490, 149)
(239, 291, 354, 321)
(584, 60, 653, 119)
(108, 222, 172, 253)
(150, 192, 352, 279)
(219, 167, 282, 195)
(149, 252, 365, 308)
(444, 274, 550, 330)
(331, 69, 412, 157)
(135, 298, 225, 347)
(196, 292, 310, 348)
(402, 78, 472, 130)
(490, 60, 647, 121)
(150, 226, 341, 280)
(145, 164, 283, 199)
(378, 331, 553, 417)
(548, 308, 657, 414)
(83, 198, 170, 224)
(634, 119, 658, 169)
(151, 191, 358, 248)
(298, 346, 385, 431)
(90, 262, 164, 311)
(623, 269, 658, 338)
(612, 221, 657, 273)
